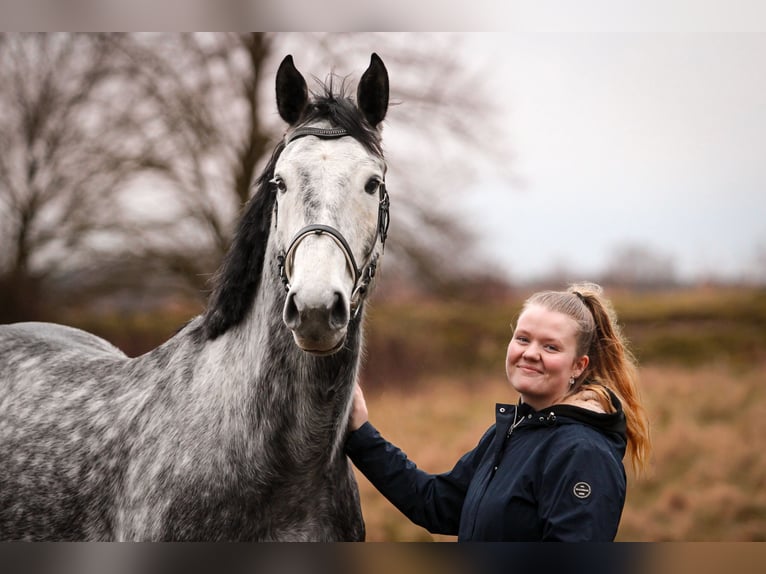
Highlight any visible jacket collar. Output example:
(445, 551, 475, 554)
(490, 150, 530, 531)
(496, 386, 627, 441)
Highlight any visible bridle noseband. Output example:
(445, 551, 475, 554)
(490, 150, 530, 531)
(275, 126, 390, 318)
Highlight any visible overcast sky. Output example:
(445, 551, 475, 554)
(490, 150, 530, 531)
(458, 31, 766, 283)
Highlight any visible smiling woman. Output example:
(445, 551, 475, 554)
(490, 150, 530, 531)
(515, 283, 651, 473)
(345, 282, 651, 541)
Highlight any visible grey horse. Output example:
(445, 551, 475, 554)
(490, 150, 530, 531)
(0, 53, 390, 541)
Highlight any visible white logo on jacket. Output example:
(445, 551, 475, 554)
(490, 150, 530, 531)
(573, 482, 592, 499)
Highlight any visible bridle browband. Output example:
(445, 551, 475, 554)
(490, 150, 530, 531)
(275, 126, 390, 318)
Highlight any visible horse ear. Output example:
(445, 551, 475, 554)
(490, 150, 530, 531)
(276, 55, 308, 125)
(357, 53, 389, 127)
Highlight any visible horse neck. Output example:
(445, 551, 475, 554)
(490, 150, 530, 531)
(193, 243, 364, 463)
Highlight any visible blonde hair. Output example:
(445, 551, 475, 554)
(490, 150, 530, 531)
(523, 282, 651, 474)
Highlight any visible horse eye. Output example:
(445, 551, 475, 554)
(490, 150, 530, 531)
(364, 178, 380, 195)
(271, 177, 287, 194)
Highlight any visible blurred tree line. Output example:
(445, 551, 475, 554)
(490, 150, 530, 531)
(0, 33, 511, 323)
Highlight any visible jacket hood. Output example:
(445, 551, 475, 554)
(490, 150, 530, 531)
(497, 386, 627, 443)
(549, 386, 627, 438)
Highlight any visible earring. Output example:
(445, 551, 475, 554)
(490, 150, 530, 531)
(569, 377, 575, 386)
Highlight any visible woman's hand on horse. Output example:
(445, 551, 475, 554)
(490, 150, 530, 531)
(349, 383, 369, 431)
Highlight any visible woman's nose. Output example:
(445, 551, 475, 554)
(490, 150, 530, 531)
(522, 343, 541, 360)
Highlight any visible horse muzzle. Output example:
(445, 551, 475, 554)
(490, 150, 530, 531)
(278, 223, 374, 355)
(283, 288, 349, 355)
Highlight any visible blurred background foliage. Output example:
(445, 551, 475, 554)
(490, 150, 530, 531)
(1, 33, 764, 541)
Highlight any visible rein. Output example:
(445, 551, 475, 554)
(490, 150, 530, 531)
(275, 126, 390, 317)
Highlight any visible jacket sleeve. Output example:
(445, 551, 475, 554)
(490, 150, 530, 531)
(345, 421, 495, 536)
(537, 433, 627, 541)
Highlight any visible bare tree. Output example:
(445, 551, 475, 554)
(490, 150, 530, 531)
(113, 33, 511, 296)
(745, 244, 766, 285)
(601, 244, 678, 290)
(0, 34, 183, 319)
(0, 33, 511, 320)
(0, 33, 263, 318)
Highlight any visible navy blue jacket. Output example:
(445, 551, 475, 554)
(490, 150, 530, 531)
(345, 391, 627, 541)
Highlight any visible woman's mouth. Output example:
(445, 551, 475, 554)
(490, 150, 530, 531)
(517, 363, 542, 374)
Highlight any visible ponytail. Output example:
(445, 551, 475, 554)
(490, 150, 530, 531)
(525, 283, 651, 474)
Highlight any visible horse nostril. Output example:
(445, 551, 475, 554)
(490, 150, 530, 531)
(284, 292, 300, 329)
(329, 291, 349, 329)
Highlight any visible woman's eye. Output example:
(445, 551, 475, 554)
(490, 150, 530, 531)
(364, 178, 380, 195)
(271, 177, 287, 193)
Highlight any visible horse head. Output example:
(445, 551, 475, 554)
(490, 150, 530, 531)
(272, 54, 389, 355)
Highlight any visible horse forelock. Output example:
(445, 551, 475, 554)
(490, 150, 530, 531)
(299, 78, 384, 158)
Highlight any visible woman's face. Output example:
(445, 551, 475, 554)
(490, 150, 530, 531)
(505, 304, 589, 410)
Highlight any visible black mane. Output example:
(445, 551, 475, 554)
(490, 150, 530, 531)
(199, 79, 383, 340)
(198, 142, 283, 340)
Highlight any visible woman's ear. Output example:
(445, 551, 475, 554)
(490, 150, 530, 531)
(573, 355, 590, 378)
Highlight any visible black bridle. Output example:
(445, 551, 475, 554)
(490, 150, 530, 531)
(275, 126, 390, 317)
